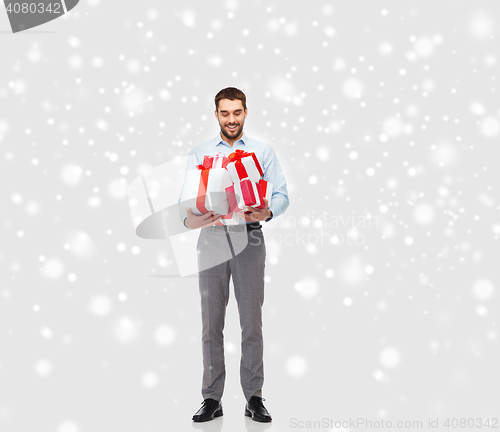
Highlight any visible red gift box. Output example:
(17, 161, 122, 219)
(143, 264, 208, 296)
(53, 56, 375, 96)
(226, 178, 264, 213)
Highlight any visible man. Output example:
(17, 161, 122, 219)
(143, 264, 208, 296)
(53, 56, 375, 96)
(178, 87, 289, 423)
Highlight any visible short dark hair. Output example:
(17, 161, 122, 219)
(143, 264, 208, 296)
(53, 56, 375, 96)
(214, 87, 247, 112)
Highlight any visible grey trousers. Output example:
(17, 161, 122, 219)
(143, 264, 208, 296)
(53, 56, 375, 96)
(196, 226, 266, 402)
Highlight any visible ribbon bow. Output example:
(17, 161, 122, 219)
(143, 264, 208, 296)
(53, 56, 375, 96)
(222, 149, 264, 178)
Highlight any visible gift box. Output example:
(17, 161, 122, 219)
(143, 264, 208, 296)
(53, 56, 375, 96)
(178, 167, 233, 216)
(226, 178, 273, 214)
(225, 179, 262, 213)
(223, 149, 264, 183)
(197, 152, 230, 170)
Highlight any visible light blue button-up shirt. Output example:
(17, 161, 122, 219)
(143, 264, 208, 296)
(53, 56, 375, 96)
(178, 130, 290, 225)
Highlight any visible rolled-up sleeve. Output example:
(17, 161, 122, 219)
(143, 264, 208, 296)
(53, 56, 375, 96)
(262, 146, 290, 220)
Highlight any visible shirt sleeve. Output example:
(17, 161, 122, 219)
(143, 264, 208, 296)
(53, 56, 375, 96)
(178, 149, 198, 223)
(262, 146, 290, 220)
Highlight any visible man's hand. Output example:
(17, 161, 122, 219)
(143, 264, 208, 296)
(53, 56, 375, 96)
(237, 198, 272, 222)
(185, 208, 221, 229)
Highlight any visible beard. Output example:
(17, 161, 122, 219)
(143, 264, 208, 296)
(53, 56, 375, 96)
(220, 122, 243, 141)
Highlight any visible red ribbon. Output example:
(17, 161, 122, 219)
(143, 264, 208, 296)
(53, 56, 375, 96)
(258, 179, 267, 197)
(222, 149, 264, 178)
(254, 181, 265, 209)
(195, 168, 210, 214)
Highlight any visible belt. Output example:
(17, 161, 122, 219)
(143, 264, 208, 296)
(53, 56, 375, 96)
(207, 222, 262, 232)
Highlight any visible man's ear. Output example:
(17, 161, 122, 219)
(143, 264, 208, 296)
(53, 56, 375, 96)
(214, 110, 218, 121)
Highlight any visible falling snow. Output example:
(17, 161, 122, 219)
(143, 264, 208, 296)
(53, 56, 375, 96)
(0, 1, 498, 430)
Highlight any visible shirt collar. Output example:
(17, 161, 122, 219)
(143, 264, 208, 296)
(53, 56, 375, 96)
(215, 130, 247, 147)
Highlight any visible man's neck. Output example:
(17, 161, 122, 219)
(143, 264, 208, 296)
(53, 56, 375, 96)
(222, 130, 243, 147)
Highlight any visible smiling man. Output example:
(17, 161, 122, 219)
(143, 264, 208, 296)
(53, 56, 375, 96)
(178, 87, 290, 423)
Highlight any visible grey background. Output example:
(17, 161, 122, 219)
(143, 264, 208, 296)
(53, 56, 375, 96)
(1, 1, 499, 431)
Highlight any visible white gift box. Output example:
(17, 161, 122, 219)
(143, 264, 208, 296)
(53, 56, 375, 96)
(225, 155, 263, 183)
(178, 168, 233, 216)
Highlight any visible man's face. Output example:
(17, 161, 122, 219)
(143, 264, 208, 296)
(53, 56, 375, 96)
(215, 98, 247, 141)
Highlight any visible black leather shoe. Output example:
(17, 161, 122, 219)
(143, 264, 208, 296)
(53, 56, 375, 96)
(192, 398, 223, 422)
(245, 396, 272, 422)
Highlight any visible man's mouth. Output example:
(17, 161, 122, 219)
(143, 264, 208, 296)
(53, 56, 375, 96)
(227, 125, 238, 131)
